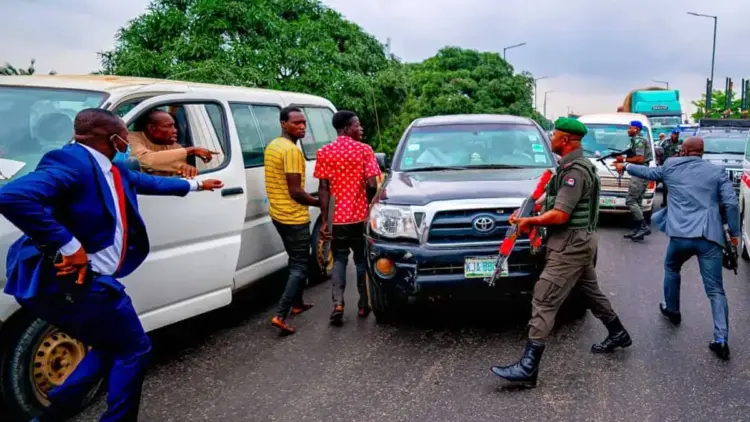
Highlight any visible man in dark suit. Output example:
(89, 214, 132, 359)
(0, 109, 223, 421)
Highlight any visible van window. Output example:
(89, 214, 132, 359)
(229, 103, 282, 168)
(745, 133, 750, 161)
(128, 102, 229, 175)
(0, 86, 106, 184)
(300, 107, 336, 158)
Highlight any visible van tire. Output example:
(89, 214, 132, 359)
(0, 313, 101, 421)
(309, 217, 333, 286)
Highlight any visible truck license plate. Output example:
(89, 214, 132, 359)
(600, 197, 616, 207)
(464, 257, 506, 279)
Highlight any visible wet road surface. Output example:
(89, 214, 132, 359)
(75, 200, 750, 421)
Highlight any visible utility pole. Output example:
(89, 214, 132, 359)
(544, 91, 553, 118)
(687, 12, 718, 86)
(503, 42, 527, 61)
(534, 76, 548, 112)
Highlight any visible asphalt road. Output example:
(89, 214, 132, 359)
(75, 198, 750, 422)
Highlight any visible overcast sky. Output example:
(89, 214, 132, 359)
(2, 0, 748, 120)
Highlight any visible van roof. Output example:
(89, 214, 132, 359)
(413, 114, 535, 127)
(577, 112, 652, 128)
(0, 74, 331, 106)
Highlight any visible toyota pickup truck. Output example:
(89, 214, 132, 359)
(364, 114, 556, 323)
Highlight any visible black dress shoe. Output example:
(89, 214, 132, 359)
(592, 317, 633, 353)
(709, 341, 730, 361)
(659, 303, 681, 325)
(491, 341, 546, 388)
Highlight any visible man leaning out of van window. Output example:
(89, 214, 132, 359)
(128, 109, 218, 178)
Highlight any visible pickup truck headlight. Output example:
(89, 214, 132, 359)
(369, 204, 419, 239)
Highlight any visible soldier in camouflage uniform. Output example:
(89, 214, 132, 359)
(490, 118, 632, 388)
(623, 120, 653, 240)
(659, 130, 681, 207)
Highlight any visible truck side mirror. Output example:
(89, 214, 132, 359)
(375, 152, 388, 171)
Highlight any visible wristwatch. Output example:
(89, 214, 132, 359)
(197, 181, 204, 191)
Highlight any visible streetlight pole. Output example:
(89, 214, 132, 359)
(687, 12, 718, 85)
(544, 91, 553, 118)
(503, 42, 527, 61)
(534, 76, 548, 112)
(652, 79, 669, 89)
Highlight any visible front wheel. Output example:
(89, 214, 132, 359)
(366, 275, 406, 324)
(0, 314, 101, 420)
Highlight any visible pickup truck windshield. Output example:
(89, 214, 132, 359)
(0, 86, 106, 184)
(396, 123, 552, 171)
(580, 123, 648, 158)
(699, 130, 747, 154)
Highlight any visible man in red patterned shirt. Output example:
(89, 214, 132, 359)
(314, 110, 381, 325)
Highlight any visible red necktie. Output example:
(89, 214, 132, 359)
(111, 166, 128, 271)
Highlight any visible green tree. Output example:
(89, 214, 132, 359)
(377, 47, 541, 154)
(0, 59, 56, 75)
(691, 89, 743, 121)
(99, 0, 408, 147)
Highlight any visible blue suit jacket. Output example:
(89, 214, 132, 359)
(626, 156, 739, 246)
(0, 143, 191, 299)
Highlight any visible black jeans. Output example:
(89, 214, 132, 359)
(273, 220, 310, 318)
(331, 222, 368, 308)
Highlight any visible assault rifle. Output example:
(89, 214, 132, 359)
(596, 147, 634, 187)
(486, 170, 553, 286)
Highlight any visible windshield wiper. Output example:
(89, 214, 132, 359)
(464, 164, 524, 169)
(704, 150, 743, 155)
(404, 165, 471, 172)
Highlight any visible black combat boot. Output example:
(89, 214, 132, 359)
(490, 341, 545, 387)
(591, 317, 632, 353)
(623, 220, 640, 239)
(630, 220, 651, 241)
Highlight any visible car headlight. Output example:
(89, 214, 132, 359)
(368, 204, 418, 239)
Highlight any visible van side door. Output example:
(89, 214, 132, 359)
(119, 93, 246, 331)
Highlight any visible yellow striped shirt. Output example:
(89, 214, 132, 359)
(264, 137, 309, 224)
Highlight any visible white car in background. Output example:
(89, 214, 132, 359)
(577, 113, 657, 223)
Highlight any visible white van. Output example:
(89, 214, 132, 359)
(0, 75, 337, 419)
(577, 113, 658, 222)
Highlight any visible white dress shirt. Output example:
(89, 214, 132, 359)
(58, 144, 198, 275)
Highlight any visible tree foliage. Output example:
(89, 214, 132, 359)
(0, 59, 56, 76)
(691, 90, 744, 121)
(101, 0, 541, 153)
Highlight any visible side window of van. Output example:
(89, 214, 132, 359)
(127, 101, 229, 175)
(112, 98, 151, 117)
(745, 132, 750, 161)
(300, 107, 336, 159)
(229, 103, 281, 168)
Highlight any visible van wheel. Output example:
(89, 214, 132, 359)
(309, 217, 333, 286)
(1, 314, 101, 420)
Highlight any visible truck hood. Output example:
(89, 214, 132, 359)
(379, 168, 549, 206)
(703, 153, 743, 170)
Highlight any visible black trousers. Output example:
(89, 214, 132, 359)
(272, 220, 310, 317)
(331, 222, 368, 308)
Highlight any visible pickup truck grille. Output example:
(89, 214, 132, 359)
(600, 176, 629, 192)
(427, 207, 518, 245)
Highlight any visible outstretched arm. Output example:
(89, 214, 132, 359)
(624, 163, 664, 182)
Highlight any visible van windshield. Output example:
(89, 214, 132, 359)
(395, 123, 553, 171)
(0, 86, 106, 184)
(580, 123, 649, 158)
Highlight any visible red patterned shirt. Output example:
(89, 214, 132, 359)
(314, 136, 382, 225)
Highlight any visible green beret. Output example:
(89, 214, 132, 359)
(554, 117, 588, 136)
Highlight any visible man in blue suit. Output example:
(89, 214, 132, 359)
(0, 109, 224, 421)
(615, 136, 739, 361)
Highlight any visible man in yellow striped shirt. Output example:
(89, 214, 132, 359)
(265, 106, 320, 334)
